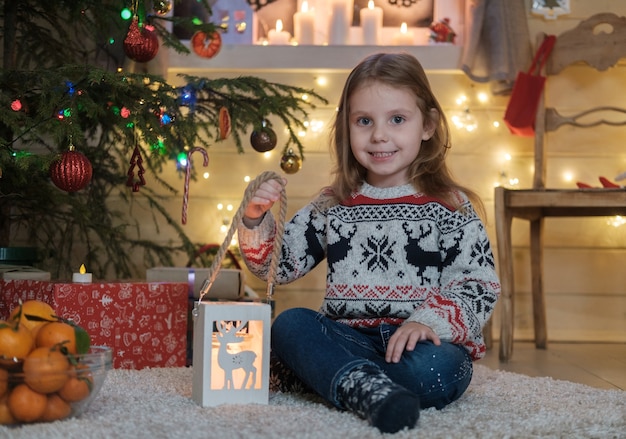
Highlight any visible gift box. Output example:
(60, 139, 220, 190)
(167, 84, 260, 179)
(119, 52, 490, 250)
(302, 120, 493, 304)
(0, 264, 51, 281)
(146, 267, 245, 300)
(0, 280, 188, 370)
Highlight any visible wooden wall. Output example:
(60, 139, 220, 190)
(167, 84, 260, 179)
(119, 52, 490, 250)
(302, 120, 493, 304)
(142, 0, 626, 343)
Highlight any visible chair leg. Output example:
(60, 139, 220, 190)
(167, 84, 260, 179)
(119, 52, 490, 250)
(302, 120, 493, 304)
(529, 218, 547, 349)
(494, 187, 515, 362)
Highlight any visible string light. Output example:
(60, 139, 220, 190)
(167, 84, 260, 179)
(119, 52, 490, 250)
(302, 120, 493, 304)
(315, 76, 328, 87)
(607, 216, 626, 227)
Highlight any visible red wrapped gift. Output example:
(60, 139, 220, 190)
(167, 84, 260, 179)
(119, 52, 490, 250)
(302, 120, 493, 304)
(0, 280, 188, 369)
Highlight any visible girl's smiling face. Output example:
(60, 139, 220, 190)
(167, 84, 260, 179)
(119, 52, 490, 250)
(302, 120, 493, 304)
(348, 80, 436, 188)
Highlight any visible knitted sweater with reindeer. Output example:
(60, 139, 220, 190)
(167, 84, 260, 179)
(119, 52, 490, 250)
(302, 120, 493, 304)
(238, 182, 501, 360)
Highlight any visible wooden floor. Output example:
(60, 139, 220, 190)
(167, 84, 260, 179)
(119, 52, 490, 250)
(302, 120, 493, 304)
(480, 341, 626, 390)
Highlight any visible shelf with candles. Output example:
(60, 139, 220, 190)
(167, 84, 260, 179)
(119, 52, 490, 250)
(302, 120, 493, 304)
(168, 42, 462, 73)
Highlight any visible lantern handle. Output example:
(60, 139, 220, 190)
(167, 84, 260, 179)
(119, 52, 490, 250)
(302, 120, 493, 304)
(194, 171, 287, 315)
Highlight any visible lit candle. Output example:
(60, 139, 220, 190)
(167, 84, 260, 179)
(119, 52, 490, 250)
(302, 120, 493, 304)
(328, 0, 349, 45)
(392, 22, 415, 45)
(267, 19, 291, 45)
(360, 1, 383, 45)
(72, 264, 92, 283)
(294, 1, 315, 45)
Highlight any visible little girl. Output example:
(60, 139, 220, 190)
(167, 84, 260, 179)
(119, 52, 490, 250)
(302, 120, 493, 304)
(237, 52, 501, 433)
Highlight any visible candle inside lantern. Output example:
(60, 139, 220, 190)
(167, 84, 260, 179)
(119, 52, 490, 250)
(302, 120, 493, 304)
(360, 0, 383, 45)
(294, 1, 315, 45)
(267, 19, 291, 45)
(72, 264, 92, 283)
(392, 22, 415, 45)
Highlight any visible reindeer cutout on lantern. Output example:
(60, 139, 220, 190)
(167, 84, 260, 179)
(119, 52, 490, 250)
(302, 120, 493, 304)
(215, 320, 257, 390)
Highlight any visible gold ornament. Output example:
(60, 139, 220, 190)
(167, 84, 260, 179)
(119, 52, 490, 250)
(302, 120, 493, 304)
(153, 0, 173, 15)
(280, 149, 302, 174)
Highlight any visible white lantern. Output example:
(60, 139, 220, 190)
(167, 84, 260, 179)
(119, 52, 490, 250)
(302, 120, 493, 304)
(192, 301, 271, 406)
(191, 171, 285, 407)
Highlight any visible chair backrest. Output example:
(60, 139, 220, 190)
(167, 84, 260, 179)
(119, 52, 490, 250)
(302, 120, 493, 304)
(533, 13, 626, 189)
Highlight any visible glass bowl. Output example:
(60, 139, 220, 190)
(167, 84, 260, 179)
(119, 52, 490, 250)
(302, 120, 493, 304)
(0, 345, 112, 425)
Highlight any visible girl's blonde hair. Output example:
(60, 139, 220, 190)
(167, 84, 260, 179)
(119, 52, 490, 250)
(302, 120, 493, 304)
(327, 52, 484, 216)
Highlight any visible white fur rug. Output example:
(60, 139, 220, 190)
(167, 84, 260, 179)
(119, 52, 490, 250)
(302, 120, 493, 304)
(2, 365, 625, 438)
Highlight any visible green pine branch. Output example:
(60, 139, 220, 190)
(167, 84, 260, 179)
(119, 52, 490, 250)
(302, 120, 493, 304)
(0, 0, 329, 279)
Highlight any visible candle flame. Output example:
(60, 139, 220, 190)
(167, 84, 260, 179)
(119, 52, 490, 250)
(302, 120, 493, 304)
(302, 1, 309, 13)
(368, 0, 374, 9)
(276, 19, 283, 33)
(79, 264, 87, 274)
(400, 22, 408, 34)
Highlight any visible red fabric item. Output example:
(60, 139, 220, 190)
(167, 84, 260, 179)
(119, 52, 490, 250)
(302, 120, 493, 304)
(599, 176, 620, 188)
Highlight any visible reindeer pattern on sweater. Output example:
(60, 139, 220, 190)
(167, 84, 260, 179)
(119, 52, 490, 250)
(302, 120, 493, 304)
(238, 182, 501, 360)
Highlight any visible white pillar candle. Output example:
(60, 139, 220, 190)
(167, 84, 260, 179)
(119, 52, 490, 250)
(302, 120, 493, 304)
(72, 264, 92, 283)
(328, 0, 349, 45)
(392, 22, 415, 45)
(360, 0, 382, 45)
(294, 1, 315, 45)
(268, 19, 291, 45)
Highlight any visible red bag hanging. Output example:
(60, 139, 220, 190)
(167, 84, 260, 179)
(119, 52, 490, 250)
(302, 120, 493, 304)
(504, 35, 557, 137)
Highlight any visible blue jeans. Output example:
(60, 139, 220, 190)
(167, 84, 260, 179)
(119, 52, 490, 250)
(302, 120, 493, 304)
(271, 307, 473, 410)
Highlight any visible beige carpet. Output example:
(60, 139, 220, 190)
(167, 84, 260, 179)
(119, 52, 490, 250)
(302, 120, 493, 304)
(2, 365, 625, 438)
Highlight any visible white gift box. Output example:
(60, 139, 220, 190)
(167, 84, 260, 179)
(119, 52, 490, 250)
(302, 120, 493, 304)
(0, 264, 51, 281)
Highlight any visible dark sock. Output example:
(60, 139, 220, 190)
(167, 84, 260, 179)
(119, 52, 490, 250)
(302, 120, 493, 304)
(336, 363, 420, 433)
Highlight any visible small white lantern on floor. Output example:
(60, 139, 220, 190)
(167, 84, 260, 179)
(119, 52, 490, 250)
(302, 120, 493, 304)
(192, 301, 271, 406)
(191, 171, 287, 408)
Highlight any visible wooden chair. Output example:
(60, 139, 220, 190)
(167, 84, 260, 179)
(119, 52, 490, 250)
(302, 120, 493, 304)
(494, 12, 626, 361)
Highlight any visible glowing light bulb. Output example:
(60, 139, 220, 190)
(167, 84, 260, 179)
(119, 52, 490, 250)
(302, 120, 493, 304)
(607, 216, 626, 227)
(562, 171, 574, 182)
(477, 92, 489, 103)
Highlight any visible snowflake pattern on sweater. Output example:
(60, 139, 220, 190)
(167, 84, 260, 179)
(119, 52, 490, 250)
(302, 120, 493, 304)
(238, 183, 501, 360)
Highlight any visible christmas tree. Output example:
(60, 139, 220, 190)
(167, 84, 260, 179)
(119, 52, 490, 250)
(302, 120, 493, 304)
(0, 0, 327, 279)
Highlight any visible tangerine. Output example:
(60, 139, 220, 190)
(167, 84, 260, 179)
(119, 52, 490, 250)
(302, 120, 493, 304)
(59, 366, 93, 402)
(23, 347, 70, 394)
(36, 321, 77, 354)
(9, 300, 56, 339)
(7, 383, 47, 422)
(40, 393, 72, 422)
(0, 320, 34, 364)
(0, 394, 16, 425)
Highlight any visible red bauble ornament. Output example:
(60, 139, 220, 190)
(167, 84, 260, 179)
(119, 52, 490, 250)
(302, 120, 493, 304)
(50, 146, 93, 192)
(123, 17, 159, 63)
